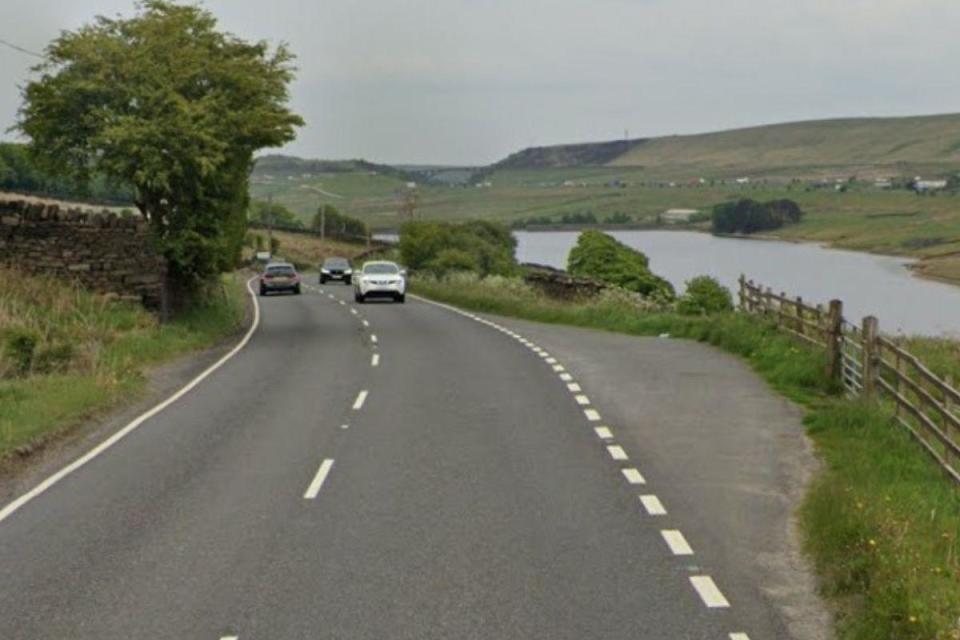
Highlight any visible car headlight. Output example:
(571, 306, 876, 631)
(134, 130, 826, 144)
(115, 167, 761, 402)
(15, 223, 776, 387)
(321, 268, 330, 274)
(344, 269, 353, 274)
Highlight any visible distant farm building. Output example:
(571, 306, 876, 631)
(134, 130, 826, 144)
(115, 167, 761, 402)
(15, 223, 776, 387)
(873, 179, 892, 189)
(914, 178, 948, 192)
(661, 208, 700, 223)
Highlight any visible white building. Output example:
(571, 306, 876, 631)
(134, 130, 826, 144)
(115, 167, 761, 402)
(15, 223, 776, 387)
(661, 208, 700, 223)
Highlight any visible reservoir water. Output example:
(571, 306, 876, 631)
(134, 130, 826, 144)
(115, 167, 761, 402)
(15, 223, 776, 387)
(514, 230, 960, 337)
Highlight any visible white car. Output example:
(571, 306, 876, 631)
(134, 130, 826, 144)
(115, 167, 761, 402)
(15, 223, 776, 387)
(354, 261, 406, 303)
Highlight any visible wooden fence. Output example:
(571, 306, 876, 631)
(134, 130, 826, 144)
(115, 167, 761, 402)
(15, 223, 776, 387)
(739, 275, 960, 483)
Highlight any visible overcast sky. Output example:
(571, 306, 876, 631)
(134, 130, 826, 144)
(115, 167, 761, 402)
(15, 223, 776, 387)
(1, 0, 959, 165)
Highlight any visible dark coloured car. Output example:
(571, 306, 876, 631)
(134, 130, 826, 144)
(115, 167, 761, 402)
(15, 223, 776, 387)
(259, 262, 301, 296)
(319, 257, 353, 285)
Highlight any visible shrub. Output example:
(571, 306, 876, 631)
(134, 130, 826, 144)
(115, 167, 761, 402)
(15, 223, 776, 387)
(399, 220, 517, 277)
(677, 276, 734, 315)
(567, 230, 674, 299)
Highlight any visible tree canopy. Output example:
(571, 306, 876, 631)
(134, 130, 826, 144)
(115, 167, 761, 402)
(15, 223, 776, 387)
(17, 0, 303, 288)
(567, 230, 674, 299)
(711, 198, 804, 235)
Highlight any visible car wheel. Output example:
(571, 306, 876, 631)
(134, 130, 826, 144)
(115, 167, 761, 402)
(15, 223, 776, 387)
(294, 285, 301, 295)
(355, 293, 364, 303)
(259, 287, 267, 297)
(396, 294, 405, 304)
(344, 278, 351, 285)
(319, 276, 326, 284)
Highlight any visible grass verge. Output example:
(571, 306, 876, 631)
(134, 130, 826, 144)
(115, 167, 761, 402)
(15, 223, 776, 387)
(413, 273, 960, 640)
(0, 270, 248, 459)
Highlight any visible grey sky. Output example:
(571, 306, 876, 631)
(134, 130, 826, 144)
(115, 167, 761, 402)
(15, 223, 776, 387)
(2, 0, 958, 165)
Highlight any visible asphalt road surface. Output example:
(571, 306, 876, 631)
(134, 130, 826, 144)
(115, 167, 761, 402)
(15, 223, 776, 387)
(0, 279, 826, 639)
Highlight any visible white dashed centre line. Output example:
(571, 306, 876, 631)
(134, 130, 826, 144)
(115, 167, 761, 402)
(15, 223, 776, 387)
(567, 382, 582, 392)
(220, 636, 238, 640)
(639, 495, 667, 515)
(729, 634, 751, 640)
(559, 373, 573, 382)
(352, 390, 369, 410)
(575, 394, 591, 406)
(584, 408, 601, 421)
(371, 353, 380, 367)
(350, 308, 358, 315)
(594, 426, 614, 440)
(371, 334, 378, 344)
(362, 320, 370, 328)
(622, 468, 646, 485)
(545, 357, 557, 364)
(303, 459, 335, 499)
(661, 530, 694, 555)
(607, 445, 628, 461)
(553, 364, 566, 372)
(690, 576, 730, 608)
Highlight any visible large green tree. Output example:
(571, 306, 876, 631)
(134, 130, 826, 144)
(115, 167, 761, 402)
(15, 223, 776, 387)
(17, 1, 303, 289)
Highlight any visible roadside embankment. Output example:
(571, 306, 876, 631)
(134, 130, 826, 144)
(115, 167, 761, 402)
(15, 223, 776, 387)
(412, 272, 960, 640)
(0, 268, 248, 462)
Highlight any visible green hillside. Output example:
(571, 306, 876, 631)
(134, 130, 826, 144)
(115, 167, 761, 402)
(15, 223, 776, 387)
(500, 113, 960, 179)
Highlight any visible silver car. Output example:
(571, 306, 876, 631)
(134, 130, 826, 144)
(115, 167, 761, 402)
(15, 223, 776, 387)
(353, 261, 406, 304)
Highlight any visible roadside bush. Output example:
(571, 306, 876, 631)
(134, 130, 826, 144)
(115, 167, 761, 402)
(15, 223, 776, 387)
(399, 220, 517, 277)
(676, 276, 734, 315)
(567, 230, 674, 300)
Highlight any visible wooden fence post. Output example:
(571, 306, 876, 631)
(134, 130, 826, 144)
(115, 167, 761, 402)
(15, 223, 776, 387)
(826, 299, 843, 384)
(862, 316, 880, 401)
(795, 296, 804, 336)
(738, 274, 747, 311)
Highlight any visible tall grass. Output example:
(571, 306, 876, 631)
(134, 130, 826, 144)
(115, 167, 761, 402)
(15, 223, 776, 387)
(413, 273, 960, 640)
(0, 269, 247, 457)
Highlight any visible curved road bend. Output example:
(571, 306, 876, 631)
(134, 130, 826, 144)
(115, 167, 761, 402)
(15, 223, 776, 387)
(0, 279, 823, 639)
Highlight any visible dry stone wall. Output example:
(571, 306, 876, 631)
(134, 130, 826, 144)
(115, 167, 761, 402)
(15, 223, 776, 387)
(0, 198, 166, 309)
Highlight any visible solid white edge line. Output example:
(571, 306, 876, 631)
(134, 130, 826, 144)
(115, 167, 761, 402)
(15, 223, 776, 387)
(352, 390, 369, 410)
(639, 494, 667, 515)
(661, 529, 694, 555)
(622, 468, 646, 484)
(371, 353, 380, 367)
(690, 576, 730, 608)
(303, 459, 335, 499)
(0, 276, 263, 527)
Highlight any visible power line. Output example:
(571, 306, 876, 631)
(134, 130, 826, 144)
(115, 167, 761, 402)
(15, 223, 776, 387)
(0, 37, 43, 59)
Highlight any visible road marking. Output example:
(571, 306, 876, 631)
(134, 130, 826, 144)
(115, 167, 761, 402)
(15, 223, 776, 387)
(362, 320, 370, 328)
(552, 364, 565, 372)
(639, 495, 667, 515)
(0, 277, 263, 527)
(304, 459, 335, 499)
(371, 353, 380, 367)
(545, 357, 557, 364)
(350, 308, 358, 315)
(221, 636, 238, 640)
(567, 382, 582, 392)
(319, 289, 325, 294)
(690, 576, 730, 608)
(338, 300, 345, 306)
(371, 334, 378, 344)
(607, 445, 628, 460)
(341, 424, 349, 430)
(584, 408, 601, 421)
(539, 352, 550, 358)
(661, 530, 694, 555)
(328, 294, 335, 299)
(729, 634, 751, 640)
(594, 426, 614, 440)
(353, 390, 369, 410)
(622, 468, 646, 484)
(559, 373, 573, 382)
(575, 394, 591, 405)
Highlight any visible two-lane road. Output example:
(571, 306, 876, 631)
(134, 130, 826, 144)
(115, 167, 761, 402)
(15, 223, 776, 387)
(0, 279, 821, 639)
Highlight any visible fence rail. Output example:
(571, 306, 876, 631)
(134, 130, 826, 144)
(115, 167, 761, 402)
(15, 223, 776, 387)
(739, 275, 960, 483)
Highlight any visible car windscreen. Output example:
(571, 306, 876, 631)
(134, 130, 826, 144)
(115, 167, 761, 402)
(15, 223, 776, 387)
(363, 263, 399, 275)
(266, 266, 295, 276)
(324, 259, 349, 268)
